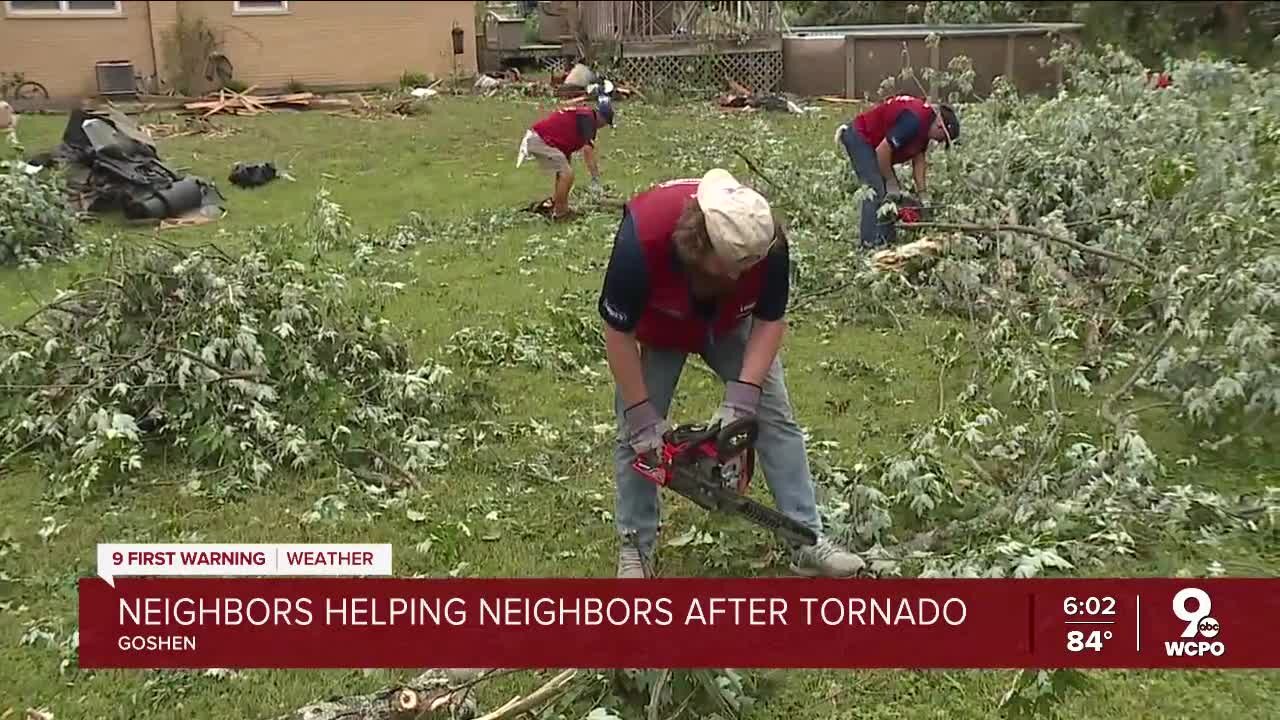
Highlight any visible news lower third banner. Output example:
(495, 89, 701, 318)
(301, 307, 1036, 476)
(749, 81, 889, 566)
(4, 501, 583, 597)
(78, 576, 1280, 669)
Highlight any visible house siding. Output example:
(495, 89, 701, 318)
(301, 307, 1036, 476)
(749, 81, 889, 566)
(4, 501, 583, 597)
(0, 0, 477, 100)
(0, 0, 157, 99)
(177, 1, 477, 92)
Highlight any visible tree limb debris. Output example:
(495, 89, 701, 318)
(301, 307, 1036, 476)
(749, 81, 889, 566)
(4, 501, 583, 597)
(902, 221, 1147, 271)
(157, 345, 268, 382)
(731, 148, 826, 230)
(1100, 261, 1243, 427)
(273, 669, 492, 720)
(272, 669, 581, 720)
(647, 669, 672, 720)
(354, 446, 417, 487)
(474, 669, 579, 720)
(962, 452, 996, 485)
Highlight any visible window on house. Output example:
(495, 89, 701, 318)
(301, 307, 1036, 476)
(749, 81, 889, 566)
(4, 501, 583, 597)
(233, 0, 288, 13)
(6, 0, 121, 13)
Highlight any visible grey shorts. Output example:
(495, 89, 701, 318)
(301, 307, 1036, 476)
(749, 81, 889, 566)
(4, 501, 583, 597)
(520, 130, 571, 176)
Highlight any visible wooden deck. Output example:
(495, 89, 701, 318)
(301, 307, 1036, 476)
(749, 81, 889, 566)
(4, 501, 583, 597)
(618, 35, 782, 57)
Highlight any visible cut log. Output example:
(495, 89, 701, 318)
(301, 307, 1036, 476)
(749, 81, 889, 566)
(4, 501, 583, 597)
(273, 669, 482, 720)
(871, 238, 944, 273)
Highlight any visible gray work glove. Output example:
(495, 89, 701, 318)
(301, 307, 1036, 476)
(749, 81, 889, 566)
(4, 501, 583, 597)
(624, 399, 668, 460)
(710, 380, 762, 428)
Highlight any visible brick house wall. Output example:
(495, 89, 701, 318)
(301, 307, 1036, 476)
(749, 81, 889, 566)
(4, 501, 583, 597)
(1, 1, 157, 99)
(1, 0, 478, 100)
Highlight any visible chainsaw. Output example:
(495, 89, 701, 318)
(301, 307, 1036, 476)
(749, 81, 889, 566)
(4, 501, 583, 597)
(889, 192, 930, 225)
(631, 417, 818, 547)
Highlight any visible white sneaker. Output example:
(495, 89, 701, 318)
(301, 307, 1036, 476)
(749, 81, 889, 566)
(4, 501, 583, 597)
(790, 537, 866, 578)
(617, 545, 654, 579)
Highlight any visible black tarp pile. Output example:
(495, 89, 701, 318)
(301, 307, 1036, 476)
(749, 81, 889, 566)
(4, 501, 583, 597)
(35, 108, 224, 224)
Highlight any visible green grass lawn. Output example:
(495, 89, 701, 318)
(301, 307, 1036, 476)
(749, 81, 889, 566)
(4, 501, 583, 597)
(1, 96, 1277, 719)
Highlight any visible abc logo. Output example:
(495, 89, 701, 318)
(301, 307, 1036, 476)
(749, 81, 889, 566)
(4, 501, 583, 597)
(1198, 617, 1220, 638)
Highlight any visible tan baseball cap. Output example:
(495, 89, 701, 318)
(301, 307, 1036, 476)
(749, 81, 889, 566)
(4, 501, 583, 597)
(695, 168, 775, 268)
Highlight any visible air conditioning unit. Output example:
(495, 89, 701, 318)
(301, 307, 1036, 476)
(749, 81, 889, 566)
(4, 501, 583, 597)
(95, 60, 136, 97)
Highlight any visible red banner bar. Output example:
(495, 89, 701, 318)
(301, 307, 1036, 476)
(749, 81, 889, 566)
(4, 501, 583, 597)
(77, 578, 1280, 669)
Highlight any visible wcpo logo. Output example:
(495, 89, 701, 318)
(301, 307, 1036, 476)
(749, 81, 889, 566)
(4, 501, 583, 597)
(1165, 588, 1224, 657)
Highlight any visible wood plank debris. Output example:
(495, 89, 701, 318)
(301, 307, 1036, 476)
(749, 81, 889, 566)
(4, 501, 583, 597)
(182, 91, 319, 116)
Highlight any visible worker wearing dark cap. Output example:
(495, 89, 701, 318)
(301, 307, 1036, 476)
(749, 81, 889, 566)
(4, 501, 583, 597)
(834, 95, 959, 248)
(517, 97, 615, 221)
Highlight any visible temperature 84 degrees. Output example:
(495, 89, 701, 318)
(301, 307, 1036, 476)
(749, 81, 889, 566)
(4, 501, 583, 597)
(1062, 596, 1118, 653)
(1067, 628, 1113, 652)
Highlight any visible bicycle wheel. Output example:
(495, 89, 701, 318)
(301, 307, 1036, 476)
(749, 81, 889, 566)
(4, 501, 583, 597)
(14, 81, 48, 101)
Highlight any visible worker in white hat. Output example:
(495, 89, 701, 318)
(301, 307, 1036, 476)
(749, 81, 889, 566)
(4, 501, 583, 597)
(598, 168, 865, 579)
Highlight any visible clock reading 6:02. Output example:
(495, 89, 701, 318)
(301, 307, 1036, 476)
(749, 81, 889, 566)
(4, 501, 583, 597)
(1063, 596, 1117, 615)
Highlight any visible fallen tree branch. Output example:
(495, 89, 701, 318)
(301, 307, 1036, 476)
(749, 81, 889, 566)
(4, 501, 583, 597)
(648, 669, 672, 720)
(731, 148, 825, 230)
(353, 446, 417, 486)
(902, 221, 1146, 271)
(792, 280, 855, 310)
(1100, 260, 1243, 427)
(1129, 401, 1179, 416)
(731, 148, 783, 193)
(14, 294, 101, 335)
(274, 668, 488, 720)
(158, 345, 268, 382)
(0, 344, 157, 473)
(474, 669, 579, 720)
(1064, 212, 1127, 228)
(962, 452, 996, 485)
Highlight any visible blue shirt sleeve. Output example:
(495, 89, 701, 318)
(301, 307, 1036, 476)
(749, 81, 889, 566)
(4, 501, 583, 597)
(753, 241, 790, 321)
(598, 212, 647, 332)
(576, 112, 597, 147)
(886, 110, 923, 151)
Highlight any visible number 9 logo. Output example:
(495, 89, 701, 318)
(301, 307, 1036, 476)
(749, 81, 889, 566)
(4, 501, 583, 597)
(1172, 588, 1214, 638)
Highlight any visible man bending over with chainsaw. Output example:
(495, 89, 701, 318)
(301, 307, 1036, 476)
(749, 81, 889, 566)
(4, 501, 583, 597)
(835, 95, 959, 248)
(597, 168, 865, 579)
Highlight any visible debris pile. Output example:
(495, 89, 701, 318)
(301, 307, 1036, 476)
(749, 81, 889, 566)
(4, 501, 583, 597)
(340, 90, 436, 119)
(475, 64, 637, 101)
(33, 108, 224, 225)
(718, 79, 805, 114)
(474, 68, 536, 97)
(181, 85, 350, 117)
(140, 115, 236, 139)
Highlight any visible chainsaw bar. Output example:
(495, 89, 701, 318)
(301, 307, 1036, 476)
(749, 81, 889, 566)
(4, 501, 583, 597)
(668, 459, 818, 547)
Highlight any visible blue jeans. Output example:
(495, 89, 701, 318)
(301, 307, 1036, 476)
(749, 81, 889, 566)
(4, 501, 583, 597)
(838, 124, 896, 248)
(611, 319, 822, 555)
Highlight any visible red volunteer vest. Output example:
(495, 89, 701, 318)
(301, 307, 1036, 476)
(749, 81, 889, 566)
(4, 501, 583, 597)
(531, 107, 595, 157)
(853, 95, 936, 164)
(627, 179, 768, 353)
